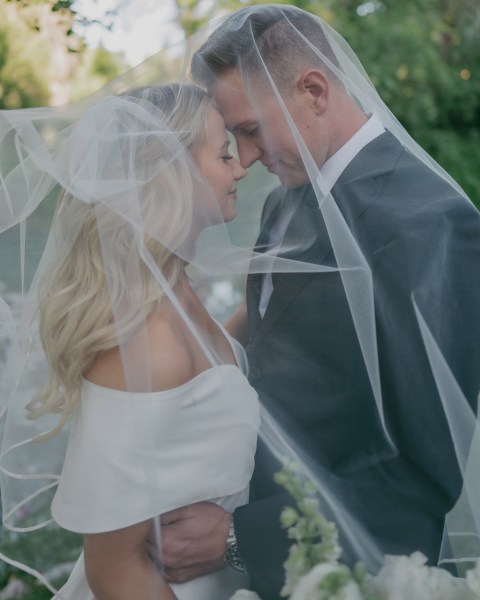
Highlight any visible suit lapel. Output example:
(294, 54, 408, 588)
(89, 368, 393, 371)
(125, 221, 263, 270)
(249, 184, 325, 335)
(261, 187, 330, 330)
(331, 130, 403, 223)
(246, 189, 290, 331)
(248, 131, 403, 337)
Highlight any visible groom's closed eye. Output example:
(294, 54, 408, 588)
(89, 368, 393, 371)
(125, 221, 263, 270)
(229, 121, 259, 135)
(240, 126, 259, 137)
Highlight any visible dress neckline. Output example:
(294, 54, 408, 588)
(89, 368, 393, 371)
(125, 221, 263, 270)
(81, 363, 245, 400)
(81, 322, 246, 399)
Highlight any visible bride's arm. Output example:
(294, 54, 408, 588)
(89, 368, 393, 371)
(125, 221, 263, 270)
(84, 519, 177, 600)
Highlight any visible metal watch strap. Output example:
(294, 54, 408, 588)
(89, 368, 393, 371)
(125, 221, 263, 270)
(224, 518, 247, 573)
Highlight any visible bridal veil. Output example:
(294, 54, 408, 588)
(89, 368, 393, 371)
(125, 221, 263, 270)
(0, 4, 479, 594)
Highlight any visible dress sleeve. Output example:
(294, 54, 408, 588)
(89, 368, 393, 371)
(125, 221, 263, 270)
(51, 368, 259, 533)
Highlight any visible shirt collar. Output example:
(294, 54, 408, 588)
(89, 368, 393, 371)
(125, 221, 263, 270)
(317, 113, 385, 195)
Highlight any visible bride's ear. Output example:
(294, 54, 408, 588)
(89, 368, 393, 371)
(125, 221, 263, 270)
(296, 70, 329, 115)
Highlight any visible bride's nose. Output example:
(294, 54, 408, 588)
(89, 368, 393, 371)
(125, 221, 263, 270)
(233, 159, 247, 181)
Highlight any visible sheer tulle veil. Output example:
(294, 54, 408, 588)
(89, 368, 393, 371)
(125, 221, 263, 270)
(0, 4, 479, 595)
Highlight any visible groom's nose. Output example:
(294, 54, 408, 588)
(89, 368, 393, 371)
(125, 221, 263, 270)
(236, 138, 263, 169)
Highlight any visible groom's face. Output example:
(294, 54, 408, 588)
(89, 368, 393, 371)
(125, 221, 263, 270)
(211, 69, 319, 188)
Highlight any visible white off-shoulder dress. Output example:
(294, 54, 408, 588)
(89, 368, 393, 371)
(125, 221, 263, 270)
(51, 333, 259, 600)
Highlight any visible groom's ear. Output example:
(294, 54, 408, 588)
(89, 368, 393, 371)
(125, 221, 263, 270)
(295, 70, 329, 115)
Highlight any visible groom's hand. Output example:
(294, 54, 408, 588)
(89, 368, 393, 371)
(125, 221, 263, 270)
(149, 501, 231, 584)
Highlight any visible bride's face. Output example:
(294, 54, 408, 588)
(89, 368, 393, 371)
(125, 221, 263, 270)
(194, 108, 246, 223)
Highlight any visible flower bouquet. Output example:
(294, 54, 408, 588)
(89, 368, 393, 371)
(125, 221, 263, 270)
(230, 463, 480, 600)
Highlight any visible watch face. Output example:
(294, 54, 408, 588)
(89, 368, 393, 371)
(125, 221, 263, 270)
(225, 519, 247, 573)
(225, 542, 247, 573)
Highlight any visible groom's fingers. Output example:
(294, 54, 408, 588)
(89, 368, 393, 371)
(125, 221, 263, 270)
(160, 500, 221, 524)
(154, 502, 231, 582)
(146, 533, 226, 584)
(161, 517, 226, 564)
(160, 506, 191, 525)
(161, 559, 227, 584)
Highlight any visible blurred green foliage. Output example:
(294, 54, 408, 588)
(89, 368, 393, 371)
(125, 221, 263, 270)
(70, 45, 128, 100)
(0, 2, 51, 108)
(334, 0, 480, 204)
(0, 0, 126, 108)
(0, 523, 81, 598)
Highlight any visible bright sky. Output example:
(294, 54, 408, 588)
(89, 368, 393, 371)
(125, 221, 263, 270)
(75, 0, 185, 66)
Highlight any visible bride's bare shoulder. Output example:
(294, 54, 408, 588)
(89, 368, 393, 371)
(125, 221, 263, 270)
(84, 316, 196, 392)
(146, 316, 197, 390)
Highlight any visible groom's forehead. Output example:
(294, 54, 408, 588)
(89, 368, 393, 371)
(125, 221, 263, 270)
(210, 70, 274, 128)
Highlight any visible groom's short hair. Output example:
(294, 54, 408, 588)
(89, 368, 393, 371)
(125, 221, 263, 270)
(191, 5, 340, 91)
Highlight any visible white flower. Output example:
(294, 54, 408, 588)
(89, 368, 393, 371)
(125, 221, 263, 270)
(229, 590, 262, 600)
(289, 562, 364, 600)
(367, 552, 475, 600)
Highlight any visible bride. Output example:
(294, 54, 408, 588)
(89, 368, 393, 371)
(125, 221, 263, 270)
(0, 83, 258, 600)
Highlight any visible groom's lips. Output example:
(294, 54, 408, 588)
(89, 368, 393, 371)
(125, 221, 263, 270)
(265, 162, 280, 174)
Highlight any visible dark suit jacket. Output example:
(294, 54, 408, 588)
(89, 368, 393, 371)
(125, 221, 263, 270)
(234, 131, 480, 600)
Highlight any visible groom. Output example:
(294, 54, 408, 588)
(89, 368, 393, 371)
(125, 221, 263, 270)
(158, 6, 480, 599)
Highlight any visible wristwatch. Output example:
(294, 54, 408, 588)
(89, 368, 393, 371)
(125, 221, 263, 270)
(224, 517, 247, 573)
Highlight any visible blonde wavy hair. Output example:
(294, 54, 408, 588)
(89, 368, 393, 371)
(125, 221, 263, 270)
(28, 84, 213, 436)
